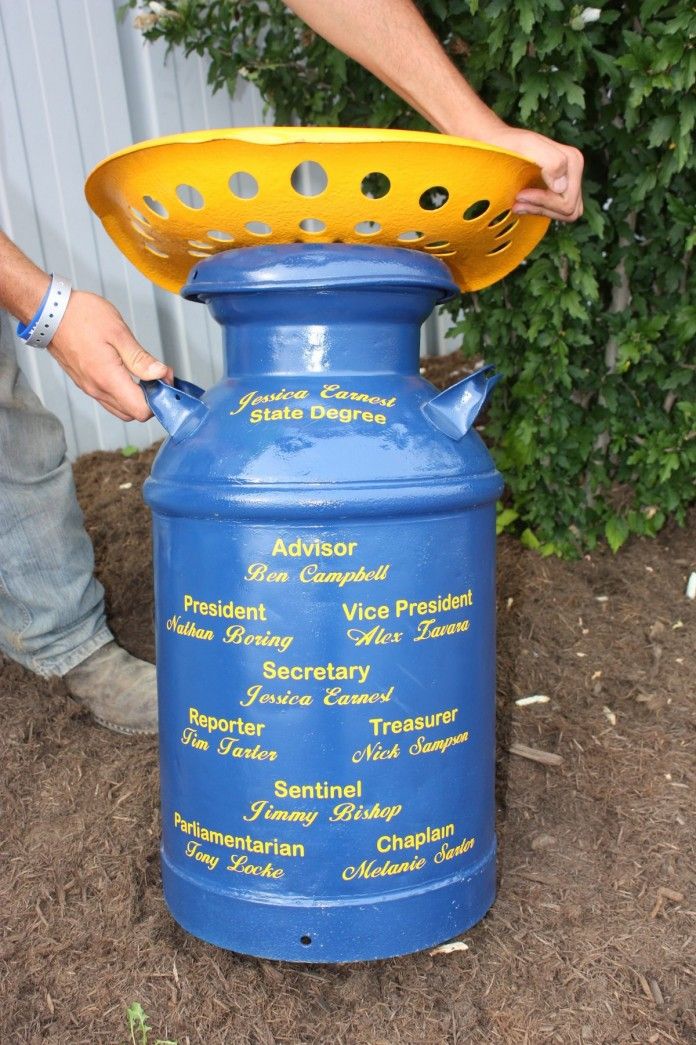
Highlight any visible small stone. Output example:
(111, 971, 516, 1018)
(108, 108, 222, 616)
(531, 834, 557, 850)
(603, 706, 617, 726)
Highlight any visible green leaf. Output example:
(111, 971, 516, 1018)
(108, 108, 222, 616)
(429, 0, 449, 19)
(127, 1002, 150, 1045)
(517, 0, 536, 35)
(605, 516, 630, 553)
(521, 528, 541, 550)
(647, 115, 676, 148)
(121, 444, 140, 457)
(496, 506, 520, 534)
(510, 35, 527, 70)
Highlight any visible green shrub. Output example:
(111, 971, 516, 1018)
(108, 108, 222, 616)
(127, 0, 695, 556)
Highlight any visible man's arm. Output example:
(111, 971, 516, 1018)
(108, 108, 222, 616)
(284, 0, 583, 223)
(0, 230, 172, 421)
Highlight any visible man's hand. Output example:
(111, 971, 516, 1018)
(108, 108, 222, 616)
(48, 291, 173, 422)
(480, 126, 584, 223)
(0, 231, 172, 421)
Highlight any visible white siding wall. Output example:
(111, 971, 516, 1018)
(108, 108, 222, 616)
(0, 0, 451, 459)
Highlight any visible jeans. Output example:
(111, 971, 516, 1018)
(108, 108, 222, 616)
(0, 307, 112, 676)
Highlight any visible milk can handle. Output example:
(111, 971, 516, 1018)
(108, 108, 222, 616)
(140, 377, 209, 443)
(422, 365, 501, 441)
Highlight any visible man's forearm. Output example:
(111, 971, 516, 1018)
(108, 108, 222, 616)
(284, 0, 584, 222)
(284, 0, 504, 139)
(0, 231, 51, 325)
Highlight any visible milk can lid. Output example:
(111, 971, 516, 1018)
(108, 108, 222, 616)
(181, 243, 458, 302)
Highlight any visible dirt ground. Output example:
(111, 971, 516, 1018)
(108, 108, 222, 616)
(1, 353, 694, 1045)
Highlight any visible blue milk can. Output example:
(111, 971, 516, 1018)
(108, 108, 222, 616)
(142, 243, 503, 963)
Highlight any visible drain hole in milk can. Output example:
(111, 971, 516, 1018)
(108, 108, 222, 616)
(300, 935, 312, 946)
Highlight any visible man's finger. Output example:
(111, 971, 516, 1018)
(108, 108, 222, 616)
(512, 201, 584, 223)
(514, 187, 580, 219)
(112, 326, 169, 381)
(538, 149, 568, 195)
(93, 363, 155, 421)
(118, 384, 153, 423)
(95, 397, 133, 422)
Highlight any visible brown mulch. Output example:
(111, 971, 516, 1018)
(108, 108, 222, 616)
(1, 352, 694, 1045)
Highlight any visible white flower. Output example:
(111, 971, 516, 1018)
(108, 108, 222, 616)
(571, 7, 601, 30)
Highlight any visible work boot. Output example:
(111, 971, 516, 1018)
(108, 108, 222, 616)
(64, 641, 158, 735)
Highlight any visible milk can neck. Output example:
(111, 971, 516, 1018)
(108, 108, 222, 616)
(210, 290, 430, 376)
(181, 244, 458, 377)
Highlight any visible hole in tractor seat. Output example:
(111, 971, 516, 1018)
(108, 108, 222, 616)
(176, 183, 205, 209)
(354, 220, 382, 236)
(397, 230, 424, 242)
(299, 218, 326, 233)
(189, 250, 213, 257)
(143, 195, 168, 219)
(131, 220, 154, 239)
(207, 230, 234, 242)
(432, 250, 457, 257)
(360, 172, 391, 199)
(300, 935, 312, 946)
(425, 240, 450, 249)
(291, 161, 328, 197)
(463, 199, 490, 221)
(189, 240, 212, 250)
(488, 209, 510, 228)
(419, 186, 449, 210)
(496, 219, 519, 238)
(245, 221, 273, 236)
(129, 206, 150, 225)
(144, 244, 168, 258)
(229, 172, 259, 199)
(488, 241, 512, 255)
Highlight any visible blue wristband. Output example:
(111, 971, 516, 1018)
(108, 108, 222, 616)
(16, 281, 52, 340)
(16, 274, 72, 348)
